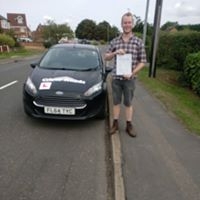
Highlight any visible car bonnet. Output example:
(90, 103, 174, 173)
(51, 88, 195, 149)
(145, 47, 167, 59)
(30, 67, 102, 94)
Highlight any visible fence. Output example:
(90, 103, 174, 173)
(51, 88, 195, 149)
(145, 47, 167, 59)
(0, 45, 10, 53)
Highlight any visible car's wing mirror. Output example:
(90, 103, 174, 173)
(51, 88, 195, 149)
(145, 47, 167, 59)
(103, 66, 113, 81)
(30, 63, 38, 68)
(105, 66, 113, 74)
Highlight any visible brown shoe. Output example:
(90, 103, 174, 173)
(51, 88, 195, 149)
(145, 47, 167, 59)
(109, 120, 119, 135)
(126, 122, 136, 137)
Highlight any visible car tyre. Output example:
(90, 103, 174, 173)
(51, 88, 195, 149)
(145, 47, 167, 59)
(96, 96, 108, 120)
(23, 105, 32, 117)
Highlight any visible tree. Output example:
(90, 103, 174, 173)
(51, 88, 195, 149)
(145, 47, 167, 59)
(75, 19, 96, 40)
(132, 15, 153, 37)
(177, 24, 200, 32)
(95, 21, 110, 41)
(75, 19, 120, 42)
(161, 21, 178, 31)
(109, 26, 120, 40)
(95, 21, 120, 42)
(133, 15, 144, 33)
(0, 34, 15, 47)
(43, 20, 74, 45)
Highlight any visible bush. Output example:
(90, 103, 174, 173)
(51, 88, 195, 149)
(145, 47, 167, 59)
(157, 31, 200, 71)
(183, 51, 200, 95)
(90, 40, 99, 45)
(0, 34, 15, 47)
(43, 40, 52, 48)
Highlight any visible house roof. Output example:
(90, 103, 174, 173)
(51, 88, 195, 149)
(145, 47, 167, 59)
(36, 23, 47, 31)
(0, 15, 7, 21)
(7, 13, 27, 27)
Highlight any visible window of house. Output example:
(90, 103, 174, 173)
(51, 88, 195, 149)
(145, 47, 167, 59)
(1, 20, 10, 29)
(16, 16, 24, 24)
(20, 27, 26, 33)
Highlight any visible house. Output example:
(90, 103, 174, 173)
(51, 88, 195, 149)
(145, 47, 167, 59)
(0, 15, 11, 52)
(7, 13, 31, 38)
(32, 23, 46, 42)
(0, 15, 10, 31)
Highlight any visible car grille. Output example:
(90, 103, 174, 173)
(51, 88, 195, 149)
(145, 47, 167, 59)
(34, 96, 86, 108)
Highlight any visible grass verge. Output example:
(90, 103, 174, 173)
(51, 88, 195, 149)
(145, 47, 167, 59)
(138, 67, 200, 136)
(0, 46, 45, 60)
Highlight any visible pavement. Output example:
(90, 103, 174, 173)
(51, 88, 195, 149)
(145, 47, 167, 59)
(107, 74, 200, 200)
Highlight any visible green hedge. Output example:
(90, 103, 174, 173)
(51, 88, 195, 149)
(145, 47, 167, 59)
(183, 51, 200, 95)
(0, 34, 15, 47)
(156, 31, 200, 71)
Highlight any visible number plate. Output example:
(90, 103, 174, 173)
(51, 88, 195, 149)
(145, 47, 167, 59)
(44, 106, 75, 115)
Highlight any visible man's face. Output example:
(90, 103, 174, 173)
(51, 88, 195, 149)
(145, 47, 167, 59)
(121, 16, 133, 34)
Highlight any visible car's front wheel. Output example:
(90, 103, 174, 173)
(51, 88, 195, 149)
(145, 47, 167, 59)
(23, 104, 32, 117)
(96, 97, 108, 120)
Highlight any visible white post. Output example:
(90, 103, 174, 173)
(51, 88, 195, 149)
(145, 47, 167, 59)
(143, 0, 150, 46)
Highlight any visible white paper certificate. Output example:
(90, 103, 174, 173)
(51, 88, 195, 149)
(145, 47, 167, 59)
(116, 54, 132, 75)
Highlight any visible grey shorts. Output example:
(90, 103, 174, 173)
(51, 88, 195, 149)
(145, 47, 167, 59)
(112, 78, 136, 106)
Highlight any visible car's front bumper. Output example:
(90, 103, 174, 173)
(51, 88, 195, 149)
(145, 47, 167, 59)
(23, 89, 107, 120)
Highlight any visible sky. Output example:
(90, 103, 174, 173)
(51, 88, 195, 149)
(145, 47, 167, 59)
(1, 0, 200, 31)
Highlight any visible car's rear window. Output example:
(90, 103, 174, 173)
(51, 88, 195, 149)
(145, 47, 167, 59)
(40, 47, 100, 71)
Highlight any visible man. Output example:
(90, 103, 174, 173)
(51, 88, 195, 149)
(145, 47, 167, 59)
(104, 12, 147, 137)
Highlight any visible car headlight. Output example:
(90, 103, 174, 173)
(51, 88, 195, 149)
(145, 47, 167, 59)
(84, 82, 103, 96)
(25, 77, 37, 95)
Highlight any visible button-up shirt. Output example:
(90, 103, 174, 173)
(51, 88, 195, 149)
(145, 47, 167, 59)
(107, 34, 147, 79)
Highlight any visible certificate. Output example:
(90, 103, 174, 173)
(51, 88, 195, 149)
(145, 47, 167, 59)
(116, 54, 132, 75)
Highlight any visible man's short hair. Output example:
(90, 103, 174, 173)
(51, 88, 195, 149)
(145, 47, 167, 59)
(121, 12, 134, 24)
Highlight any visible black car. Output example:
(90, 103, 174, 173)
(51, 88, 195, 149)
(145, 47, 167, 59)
(23, 43, 111, 120)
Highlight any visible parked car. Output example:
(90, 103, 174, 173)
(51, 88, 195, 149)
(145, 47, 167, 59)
(23, 43, 111, 120)
(78, 39, 91, 44)
(58, 37, 68, 43)
(18, 37, 33, 42)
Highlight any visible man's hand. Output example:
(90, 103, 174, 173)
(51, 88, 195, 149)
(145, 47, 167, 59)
(123, 67, 137, 80)
(123, 74, 133, 80)
(116, 49, 126, 55)
(105, 48, 126, 61)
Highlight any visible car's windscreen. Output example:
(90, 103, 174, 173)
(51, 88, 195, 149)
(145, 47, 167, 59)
(39, 47, 100, 71)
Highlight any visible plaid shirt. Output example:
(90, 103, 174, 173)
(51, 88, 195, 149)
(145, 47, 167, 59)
(107, 34, 147, 78)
